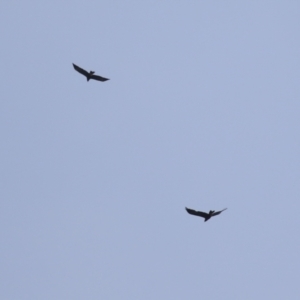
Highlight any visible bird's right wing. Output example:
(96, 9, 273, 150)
(73, 63, 89, 77)
(185, 207, 208, 218)
(212, 208, 227, 216)
(90, 74, 109, 82)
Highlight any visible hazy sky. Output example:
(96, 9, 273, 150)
(1, 2, 300, 299)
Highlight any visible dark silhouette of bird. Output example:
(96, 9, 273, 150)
(73, 63, 109, 82)
(185, 207, 227, 222)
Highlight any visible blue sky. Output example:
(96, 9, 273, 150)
(1, 2, 300, 299)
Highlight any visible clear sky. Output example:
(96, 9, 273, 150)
(1, 2, 300, 299)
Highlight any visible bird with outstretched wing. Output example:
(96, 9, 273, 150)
(185, 207, 227, 222)
(73, 63, 109, 82)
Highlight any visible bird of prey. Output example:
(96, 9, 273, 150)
(73, 63, 109, 82)
(185, 207, 227, 222)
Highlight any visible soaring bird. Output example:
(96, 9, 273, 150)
(73, 63, 109, 82)
(185, 207, 227, 222)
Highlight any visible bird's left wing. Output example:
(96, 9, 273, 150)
(90, 74, 109, 82)
(211, 208, 227, 216)
(73, 63, 89, 77)
(185, 207, 208, 218)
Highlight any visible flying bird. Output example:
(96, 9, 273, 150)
(73, 63, 109, 82)
(185, 207, 227, 222)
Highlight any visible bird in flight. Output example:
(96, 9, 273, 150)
(73, 63, 109, 82)
(185, 207, 227, 222)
